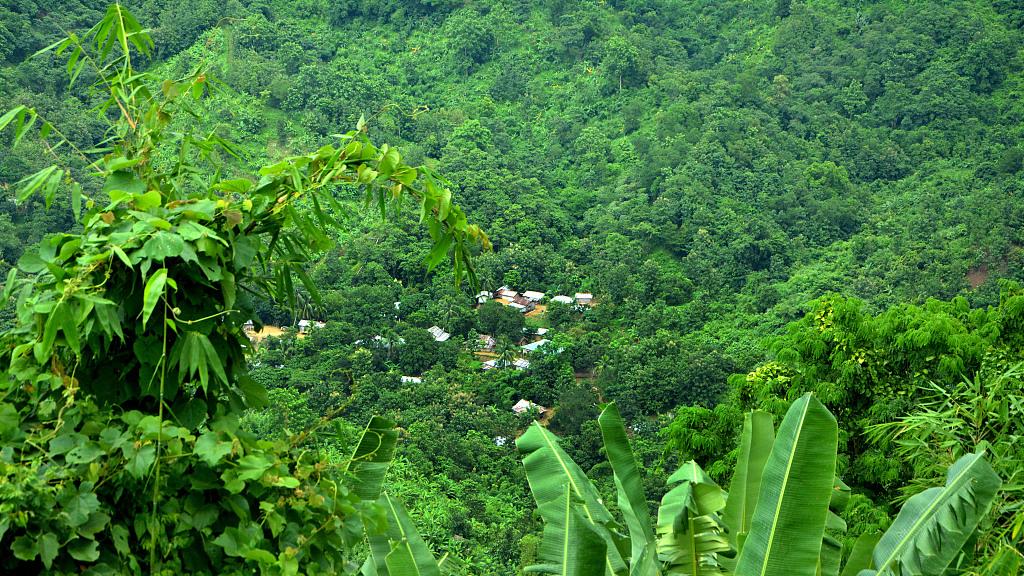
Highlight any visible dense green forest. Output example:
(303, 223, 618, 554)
(0, 0, 1023, 574)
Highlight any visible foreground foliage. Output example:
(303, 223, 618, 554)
(516, 396, 1002, 576)
(0, 6, 484, 573)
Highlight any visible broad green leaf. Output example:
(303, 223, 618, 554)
(528, 486, 608, 576)
(657, 461, 731, 576)
(345, 416, 399, 501)
(133, 190, 162, 210)
(235, 453, 273, 481)
(39, 532, 59, 569)
(12, 534, 37, 560)
(195, 432, 233, 466)
(723, 411, 774, 552)
(125, 443, 156, 478)
(142, 231, 186, 260)
(68, 538, 100, 562)
(0, 403, 20, 440)
(860, 452, 1001, 576)
(598, 403, 658, 571)
(64, 490, 100, 528)
(735, 393, 838, 576)
(840, 533, 880, 576)
(141, 268, 168, 328)
(380, 493, 442, 576)
(66, 441, 104, 464)
(516, 422, 626, 575)
(102, 171, 146, 195)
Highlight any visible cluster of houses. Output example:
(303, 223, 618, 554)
(476, 287, 594, 314)
(476, 327, 555, 372)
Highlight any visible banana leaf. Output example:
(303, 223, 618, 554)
(517, 422, 627, 574)
(527, 485, 609, 576)
(735, 393, 838, 576)
(657, 461, 732, 576)
(723, 411, 774, 552)
(858, 452, 1001, 576)
(599, 403, 658, 568)
(839, 533, 880, 576)
(345, 415, 399, 501)
(365, 492, 442, 576)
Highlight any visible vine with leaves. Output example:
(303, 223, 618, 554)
(0, 4, 487, 573)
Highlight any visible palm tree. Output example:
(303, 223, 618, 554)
(496, 336, 520, 368)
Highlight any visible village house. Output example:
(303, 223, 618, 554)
(475, 291, 493, 305)
(478, 334, 497, 351)
(512, 399, 547, 415)
(574, 292, 594, 305)
(507, 301, 528, 313)
(550, 295, 573, 305)
(297, 320, 326, 334)
(427, 325, 451, 342)
(521, 339, 551, 353)
(481, 358, 531, 371)
(522, 290, 545, 302)
(354, 335, 405, 348)
(511, 295, 536, 313)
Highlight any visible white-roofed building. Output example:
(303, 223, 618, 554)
(574, 293, 594, 305)
(522, 290, 545, 302)
(512, 399, 547, 414)
(481, 357, 531, 371)
(551, 295, 573, 305)
(427, 326, 451, 342)
(521, 339, 551, 353)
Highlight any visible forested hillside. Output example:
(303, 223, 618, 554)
(1, 1, 1023, 574)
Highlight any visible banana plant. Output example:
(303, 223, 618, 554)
(722, 411, 774, 555)
(516, 417, 629, 575)
(516, 393, 1003, 576)
(734, 393, 838, 576)
(855, 452, 1002, 576)
(656, 461, 732, 575)
(348, 418, 458, 576)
